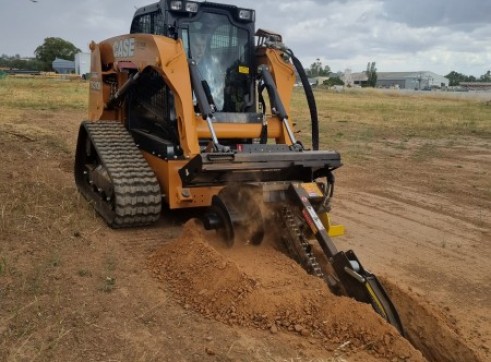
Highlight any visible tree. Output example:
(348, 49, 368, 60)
(306, 59, 331, 77)
(307, 59, 322, 77)
(322, 65, 331, 76)
(34, 37, 80, 70)
(445, 71, 468, 86)
(479, 70, 491, 82)
(365, 61, 377, 87)
(323, 76, 344, 87)
(444, 71, 484, 86)
(0, 54, 44, 71)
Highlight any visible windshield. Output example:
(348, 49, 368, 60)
(183, 12, 251, 112)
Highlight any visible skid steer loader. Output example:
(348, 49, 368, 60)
(75, 0, 404, 335)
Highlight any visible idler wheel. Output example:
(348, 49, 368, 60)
(208, 185, 265, 247)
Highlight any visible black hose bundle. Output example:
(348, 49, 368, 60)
(287, 49, 320, 151)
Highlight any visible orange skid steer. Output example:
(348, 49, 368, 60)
(75, 0, 404, 335)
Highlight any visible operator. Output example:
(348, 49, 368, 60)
(190, 30, 225, 110)
(191, 33, 207, 64)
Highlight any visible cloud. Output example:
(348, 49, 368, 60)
(1, 0, 490, 76)
(381, 0, 491, 27)
(247, 0, 491, 74)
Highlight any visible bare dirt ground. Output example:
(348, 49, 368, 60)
(0, 81, 489, 361)
(334, 162, 490, 361)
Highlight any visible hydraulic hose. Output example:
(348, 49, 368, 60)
(287, 49, 320, 150)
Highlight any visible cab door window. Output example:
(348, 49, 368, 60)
(130, 12, 164, 34)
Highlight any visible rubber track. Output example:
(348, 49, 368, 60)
(80, 121, 162, 228)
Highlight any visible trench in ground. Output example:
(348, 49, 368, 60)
(149, 220, 482, 362)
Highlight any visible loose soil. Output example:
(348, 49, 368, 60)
(1, 82, 489, 361)
(150, 220, 423, 361)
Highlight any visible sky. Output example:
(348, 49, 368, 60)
(1, 0, 490, 77)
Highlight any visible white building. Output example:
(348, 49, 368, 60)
(376, 71, 449, 89)
(75, 52, 91, 76)
(342, 71, 449, 89)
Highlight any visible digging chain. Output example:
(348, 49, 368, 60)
(279, 206, 324, 279)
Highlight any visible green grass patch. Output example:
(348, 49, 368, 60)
(0, 77, 87, 110)
(289, 87, 491, 164)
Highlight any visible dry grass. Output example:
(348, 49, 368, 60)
(0, 76, 87, 111)
(289, 86, 491, 225)
(291, 87, 491, 159)
(0, 76, 490, 361)
(0, 77, 107, 361)
(0, 78, 93, 298)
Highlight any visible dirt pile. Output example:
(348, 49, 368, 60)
(149, 220, 423, 361)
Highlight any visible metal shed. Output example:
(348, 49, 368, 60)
(52, 58, 75, 74)
(376, 71, 449, 89)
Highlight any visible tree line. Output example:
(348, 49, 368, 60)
(305, 58, 491, 87)
(304, 58, 345, 86)
(445, 70, 491, 86)
(1, 37, 80, 72)
(3, 38, 490, 86)
(304, 59, 378, 87)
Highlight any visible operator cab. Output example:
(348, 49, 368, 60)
(130, 0, 257, 114)
(128, 0, 259, 154)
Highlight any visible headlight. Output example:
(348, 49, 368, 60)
(169, 0, 199, 13)
(170, 1, 183, 11)
(185, 1, 199, 13)
(238, 9, 254, 21)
